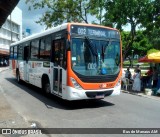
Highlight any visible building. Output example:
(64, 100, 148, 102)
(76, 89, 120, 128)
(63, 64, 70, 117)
(0, 7, 22, 66)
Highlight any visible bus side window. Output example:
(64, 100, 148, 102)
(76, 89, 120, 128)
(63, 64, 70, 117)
(31, 39, 39, 59)
(53, 42, 60, 66)
(18, 45, 23, 60)
(52, 40, 66, 68)
(40, 36, 51, 60)
(13, 46, 17, 59)
(10, 47, 14, 59)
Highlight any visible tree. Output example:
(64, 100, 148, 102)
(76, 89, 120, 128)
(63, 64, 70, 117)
(25, 0, 104, 28)
(104, 0, 152, 59)
(121, 30, 152, 66)
(142, 0, 160, 50)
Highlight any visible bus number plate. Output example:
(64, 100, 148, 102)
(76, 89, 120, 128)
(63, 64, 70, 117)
(95, 94, 104, 99)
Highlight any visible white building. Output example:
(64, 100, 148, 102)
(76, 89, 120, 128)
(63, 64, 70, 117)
(0, 7, 22, 65)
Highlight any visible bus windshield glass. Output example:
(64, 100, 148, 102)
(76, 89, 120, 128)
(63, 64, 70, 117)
(71, 38, 121, 76)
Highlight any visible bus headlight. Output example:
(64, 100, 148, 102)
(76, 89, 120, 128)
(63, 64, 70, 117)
(115, 79, 121, 88)
(70, 77, 82, 90)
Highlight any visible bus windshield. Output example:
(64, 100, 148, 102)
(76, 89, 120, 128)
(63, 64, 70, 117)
(71, 38, 121, 76)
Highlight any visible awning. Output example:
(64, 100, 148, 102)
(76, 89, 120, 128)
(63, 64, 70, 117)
(138, 55, 160, 63)
(148, 51, 160, 60)
(0, 49, 9, 56)
(138, 56, 153, 63)
(0, 0, 19, 27)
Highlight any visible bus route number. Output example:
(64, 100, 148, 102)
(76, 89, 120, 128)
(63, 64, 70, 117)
(78, 28, 86, 35)
(88, 63, 97, 70)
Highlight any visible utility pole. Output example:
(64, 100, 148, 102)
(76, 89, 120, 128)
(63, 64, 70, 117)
(132, 50, 134, 68)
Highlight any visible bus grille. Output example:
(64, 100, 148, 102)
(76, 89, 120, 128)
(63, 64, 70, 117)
(86, 90, 113, 98)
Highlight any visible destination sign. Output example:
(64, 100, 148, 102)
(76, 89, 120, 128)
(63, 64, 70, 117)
(71, 25, 120, 39)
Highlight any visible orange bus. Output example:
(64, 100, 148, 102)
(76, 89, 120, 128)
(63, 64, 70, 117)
(9, 23, 122, 100)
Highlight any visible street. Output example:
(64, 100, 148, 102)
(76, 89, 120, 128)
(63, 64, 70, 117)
(0, 69, 160, 137)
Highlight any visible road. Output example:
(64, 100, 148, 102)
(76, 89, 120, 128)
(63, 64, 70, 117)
(0, 69, 160, 137)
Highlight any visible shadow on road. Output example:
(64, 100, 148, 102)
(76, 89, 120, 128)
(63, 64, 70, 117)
(5, 77, 115, 110)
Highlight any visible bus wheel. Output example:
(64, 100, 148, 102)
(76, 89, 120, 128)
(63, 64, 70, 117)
(43, 81, 51, 94)
(16, 71, 21, 83)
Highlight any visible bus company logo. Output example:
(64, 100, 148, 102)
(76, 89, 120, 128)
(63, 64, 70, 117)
(99, 83, 114, 88)
(2, 129, 11, 134)
(99, 83, 107, 88)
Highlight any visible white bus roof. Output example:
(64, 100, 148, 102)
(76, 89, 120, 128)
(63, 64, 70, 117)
(11, 23, 68, 46)
(11, 22, 118, 46)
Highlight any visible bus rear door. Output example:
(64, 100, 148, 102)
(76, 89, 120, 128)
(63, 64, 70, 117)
(23, 45, 30, 82)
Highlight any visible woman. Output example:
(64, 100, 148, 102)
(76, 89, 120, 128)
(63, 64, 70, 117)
(132, 69, 141, 93)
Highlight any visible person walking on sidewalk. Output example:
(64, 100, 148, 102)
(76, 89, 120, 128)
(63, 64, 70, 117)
(132, 69, 141, 93)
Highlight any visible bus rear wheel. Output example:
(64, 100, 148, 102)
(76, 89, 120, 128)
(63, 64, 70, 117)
(42, 79, 51, 94)
(16, 71, 21, 83)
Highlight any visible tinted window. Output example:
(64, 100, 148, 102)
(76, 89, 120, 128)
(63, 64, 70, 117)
(10, 47, 14, 59)
(40, 36, 51, 60)
(18, 45, 23, 60)
(31, 39, 39, 59)
(13, 46, 17, 59)
(71, 38, 121, 76)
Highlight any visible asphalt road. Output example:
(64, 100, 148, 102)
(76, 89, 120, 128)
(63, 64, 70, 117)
(0, 69, 160, 137)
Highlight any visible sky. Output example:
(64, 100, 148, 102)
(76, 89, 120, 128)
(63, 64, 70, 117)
(17, 0, 46, 34)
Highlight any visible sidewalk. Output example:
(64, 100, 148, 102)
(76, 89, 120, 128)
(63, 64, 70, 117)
(121, 89, 160, 101)
(0, 66, 9, 73)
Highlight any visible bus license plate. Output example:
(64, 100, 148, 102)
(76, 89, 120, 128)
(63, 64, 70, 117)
(95, 94, 104, 99)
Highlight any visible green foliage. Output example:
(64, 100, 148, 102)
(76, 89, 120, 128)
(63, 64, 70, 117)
(121, 30, 152, 58)
(104, 0, 155, 59)
(147, 49, 160, 55)
(25, 0, 159, 59)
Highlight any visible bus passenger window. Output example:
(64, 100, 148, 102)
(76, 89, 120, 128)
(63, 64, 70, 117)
(10, 47, 14, 59)
(31, 40, 39, 59)
(40, 37, 51, 60)
(13, 46, 17, 59)
(54, 42, 60, 66)
(18, 45, 23, 60)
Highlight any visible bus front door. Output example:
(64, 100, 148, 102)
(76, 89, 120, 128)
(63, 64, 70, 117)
(52, 40, 64, 96)
(24, 46, 29, 82)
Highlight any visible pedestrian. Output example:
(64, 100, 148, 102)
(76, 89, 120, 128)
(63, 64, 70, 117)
(135, 64, 141, 73)
(125, 67, 132, 80)
(152, 67, 158, 88)
(132, 69, 141, 93)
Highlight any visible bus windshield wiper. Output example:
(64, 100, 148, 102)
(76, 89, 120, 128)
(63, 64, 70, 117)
(84, 36, 98, 56)
(101, 45, 104, 62)
(102, 40, 112, 61)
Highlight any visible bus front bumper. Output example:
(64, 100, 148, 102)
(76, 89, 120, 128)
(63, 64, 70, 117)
(63, 85, 121, 100)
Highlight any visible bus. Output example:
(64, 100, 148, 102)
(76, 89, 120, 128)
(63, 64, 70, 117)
(9, 23, 122, 100)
